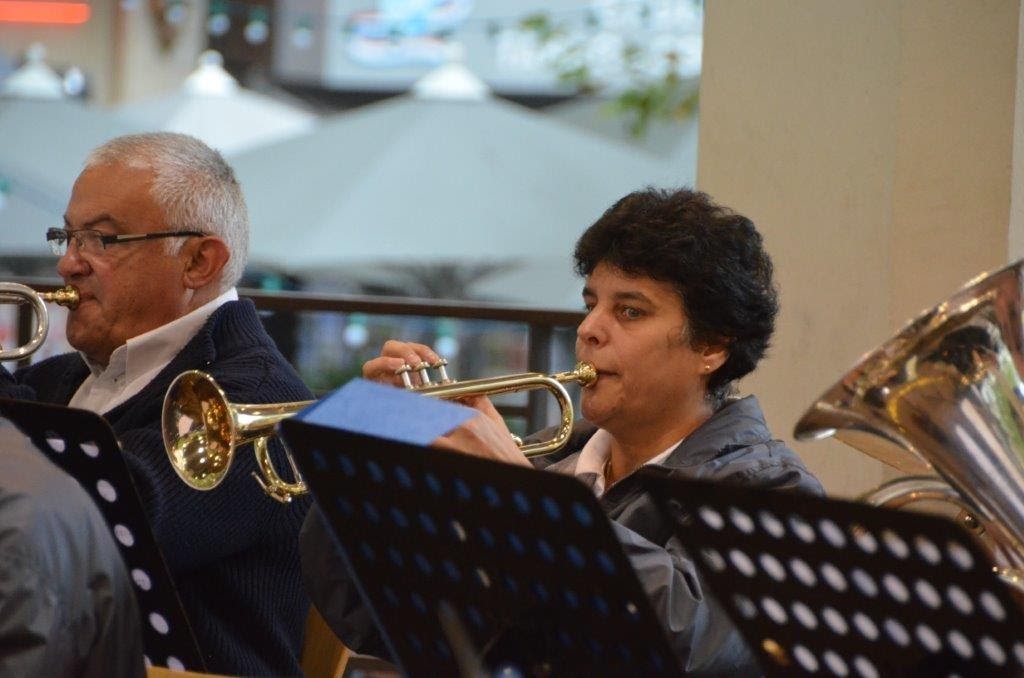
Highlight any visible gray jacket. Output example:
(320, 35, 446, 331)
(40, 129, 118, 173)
(300, 395, 822, 675)
(536, 396, 823, 675)
(0, 420, 144, 678)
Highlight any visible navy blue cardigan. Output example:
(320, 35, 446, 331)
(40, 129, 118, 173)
(4, 300, 312, 676)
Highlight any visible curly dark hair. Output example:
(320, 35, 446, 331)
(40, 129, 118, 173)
(574, 187, 778, 406)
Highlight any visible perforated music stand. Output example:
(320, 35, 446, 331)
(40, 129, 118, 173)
(0, 398, 205, 672)
(280, 416, 681, 677)
(640, 469, 1024, 677)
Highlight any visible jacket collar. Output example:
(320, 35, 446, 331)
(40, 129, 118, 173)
(544, 395, 772, 476)
(100, 299, 257, 422)
(660, 395, 771, 469)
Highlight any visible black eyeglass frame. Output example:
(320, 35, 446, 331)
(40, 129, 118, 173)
(46, 227, 207, 254)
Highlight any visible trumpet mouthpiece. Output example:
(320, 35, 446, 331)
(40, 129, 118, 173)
(574, 362, 598, 387)
(43, 286, 79, 310)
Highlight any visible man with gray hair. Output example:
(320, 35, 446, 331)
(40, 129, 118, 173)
(1, 132, 312, 675)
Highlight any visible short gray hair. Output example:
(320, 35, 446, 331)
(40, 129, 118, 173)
(85, 132, 250, 289)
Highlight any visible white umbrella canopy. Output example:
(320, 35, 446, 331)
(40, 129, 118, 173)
(0, 99, 143, 256)
(231, 93, 678, 305)
(113, 89, 318, 157)
(548, 95, 700, 170)
(0, 186, 64, 254)
(112, 52, 317, 157)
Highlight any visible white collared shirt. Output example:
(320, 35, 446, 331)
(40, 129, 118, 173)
(69, 288, 239, 415)
(574, 428, 682, 498)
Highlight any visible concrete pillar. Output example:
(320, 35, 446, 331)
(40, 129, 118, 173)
(699, 0, 1019, 496)
(1011, 0, 1024, 259)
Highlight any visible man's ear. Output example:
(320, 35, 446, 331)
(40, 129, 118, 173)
(182, 237, 230, 290)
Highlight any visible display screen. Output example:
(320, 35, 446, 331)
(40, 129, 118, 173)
(272, 0, 701, 95)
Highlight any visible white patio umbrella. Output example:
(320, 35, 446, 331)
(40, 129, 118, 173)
(0, 99, 142, 255)
(113, 51, 317, 156)
(230, 63, 677, 307)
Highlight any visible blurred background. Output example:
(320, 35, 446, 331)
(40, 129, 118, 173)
(0, 0, 701, 436)
(2, 0, 1023, 496)
(0, 0, 701, 299)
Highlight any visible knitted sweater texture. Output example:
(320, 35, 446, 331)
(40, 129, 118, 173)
(10, 300, 312, 676)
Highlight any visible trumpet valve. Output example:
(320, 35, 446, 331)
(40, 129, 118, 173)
(432, 358, 452, 384)
(395, 364, 414, 389)
(414, 361, 433, 385)
(396, 357, 452, 389)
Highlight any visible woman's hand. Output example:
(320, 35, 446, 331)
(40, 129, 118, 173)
(361, 340, 442, 387)
(363, 340, 530, 467)
(432, 395, 531, 468)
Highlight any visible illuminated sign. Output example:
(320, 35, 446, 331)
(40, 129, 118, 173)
(0, 1, 91, 25)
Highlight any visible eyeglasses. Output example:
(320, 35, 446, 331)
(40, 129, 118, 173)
(46, 227, 206, 257)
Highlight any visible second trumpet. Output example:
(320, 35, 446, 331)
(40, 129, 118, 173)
(0, 282, 79, 361)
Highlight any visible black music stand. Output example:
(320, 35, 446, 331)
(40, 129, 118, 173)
(0, 398, 205, 672)
(640, 469, 1024, 677)
(280, 379, 681, 677)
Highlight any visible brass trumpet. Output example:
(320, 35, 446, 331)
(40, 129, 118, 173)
(162, 361, 597, 502)
(396, 359, 597, 456)
(162, 370, 313, 503)
(0, 282, 79, 361)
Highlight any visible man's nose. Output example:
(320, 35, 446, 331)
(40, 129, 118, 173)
(56, 244, 89, 279)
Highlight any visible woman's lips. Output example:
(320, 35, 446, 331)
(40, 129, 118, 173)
(579, 358, 616, 378)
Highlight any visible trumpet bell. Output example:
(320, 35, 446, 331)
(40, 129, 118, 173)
(162, 370, 235, 490)
(794, 260, 1024, 558)
(162, 369, 314, 498)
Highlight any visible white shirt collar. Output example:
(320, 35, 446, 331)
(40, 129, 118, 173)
(574, 428, 683, 498)
(71, 288, 238, 414)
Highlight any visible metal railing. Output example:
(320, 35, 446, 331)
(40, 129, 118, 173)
(9, 277, 585, 432)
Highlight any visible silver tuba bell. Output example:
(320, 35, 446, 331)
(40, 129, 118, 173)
(794, 260, 1024, 578)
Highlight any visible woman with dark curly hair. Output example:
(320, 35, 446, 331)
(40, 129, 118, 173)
(303, 187, 823, 674)
(573, 186, 778, 413)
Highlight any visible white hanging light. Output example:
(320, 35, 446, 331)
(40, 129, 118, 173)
(1, 43, 64, 100)
(182, 50, 239, 96)
(411, 43, 489, 101)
